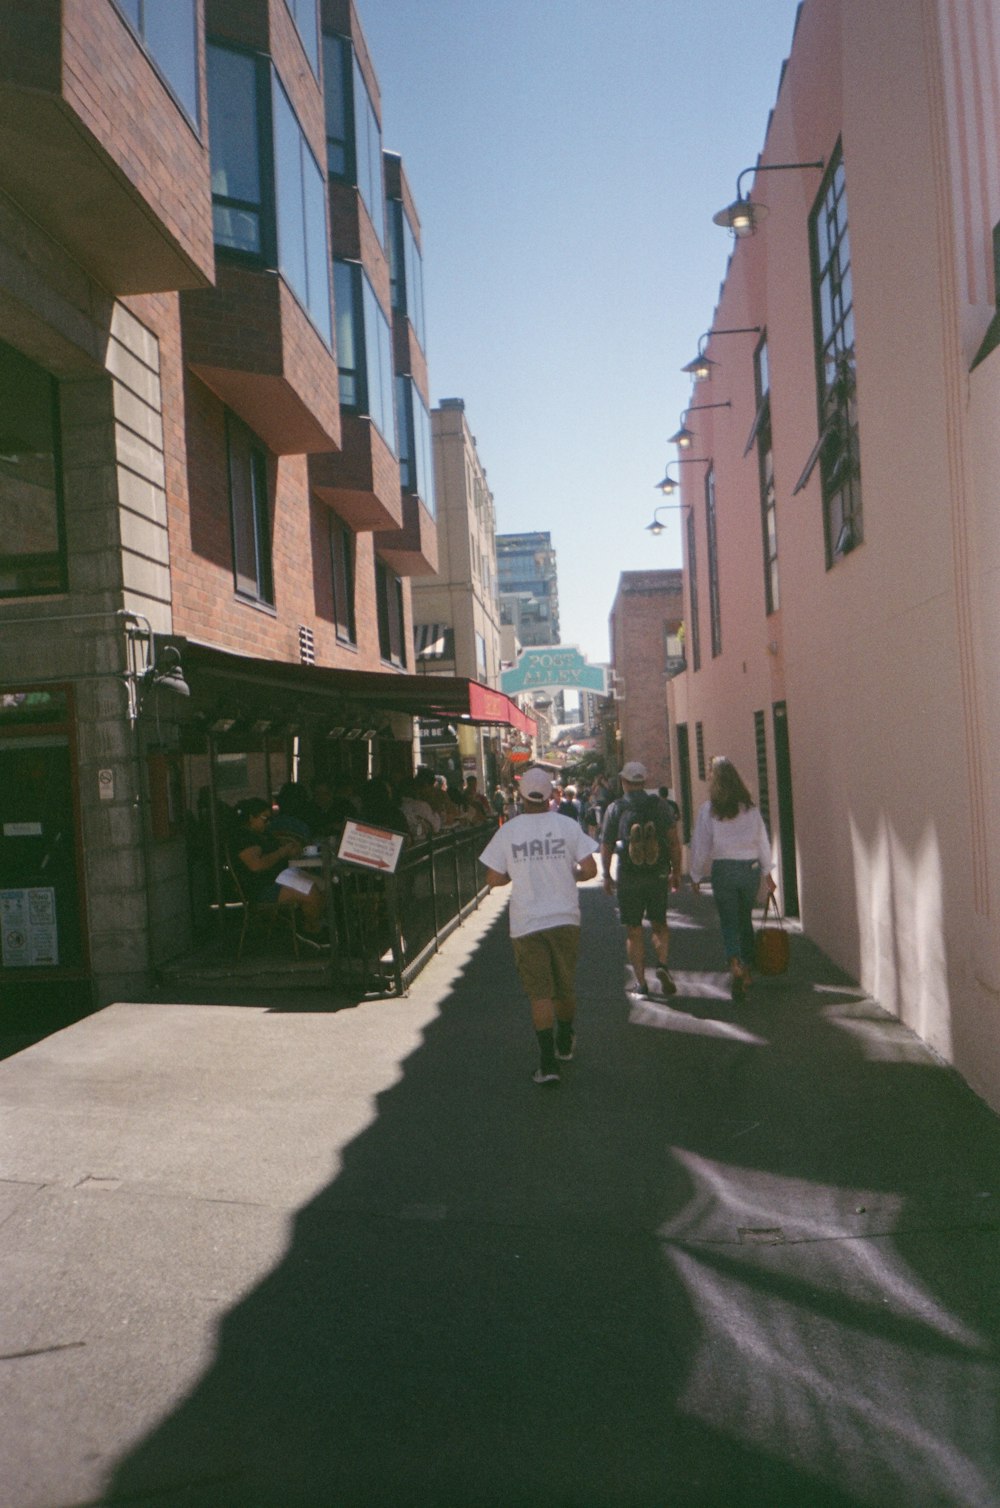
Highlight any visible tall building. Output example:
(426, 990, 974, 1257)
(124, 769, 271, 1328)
(608, 570, 685, 796)
(666, 0, 1000, 1112)
(0, 0, 527, 1003)
(410, 398, 503, 782)
(496, 531, 560, 648)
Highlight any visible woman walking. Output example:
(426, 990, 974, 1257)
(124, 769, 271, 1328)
(689, 758, 774, 999)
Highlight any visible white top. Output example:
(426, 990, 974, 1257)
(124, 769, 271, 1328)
(479, 812, 599, 939)
(689, 802, 772, 882)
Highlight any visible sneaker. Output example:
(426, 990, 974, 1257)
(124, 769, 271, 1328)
(532, 1066, 560, 1086)
(628, 980, 649, 999)
(555, 1030, 576, 1062)
(656, 966, 678, 996)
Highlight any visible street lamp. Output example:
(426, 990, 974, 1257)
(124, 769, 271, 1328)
(681, 328, 761, 381)
(645, 503, 691, 536)
(712, 159, 825, 237)
(668, 401, 731, 449)
(654, 456, 711, 495)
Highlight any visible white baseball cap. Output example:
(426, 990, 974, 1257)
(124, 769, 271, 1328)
(620, 761, 647, 782)
(519, 768, 553, 802)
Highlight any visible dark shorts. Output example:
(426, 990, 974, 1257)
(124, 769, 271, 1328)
(617, 874, 670, 927)
(511, 925, 580, 1001)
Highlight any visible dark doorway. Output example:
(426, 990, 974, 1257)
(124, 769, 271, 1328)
(772, 701, 799, 917)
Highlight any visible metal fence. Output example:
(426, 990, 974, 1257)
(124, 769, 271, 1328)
(326, 822, 498, 997)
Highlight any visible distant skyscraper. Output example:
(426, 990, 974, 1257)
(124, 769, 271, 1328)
(496, 532, 560, 648)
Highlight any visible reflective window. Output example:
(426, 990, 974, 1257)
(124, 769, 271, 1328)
(113, 0, 199, 127)
(227, 414, 274, 605)
(208, 46, 264, 255)
(395, 377, 435, 515)
(322, 33, 349, 175)
(272, 74, 332, 344)
(284, 0, 319, 76)
(389, 199, 427, 351)
(375, 560, 406, 667)
(353, 57, 385, 243)
(686, 509, 701, 673)
(753, 337, 779, 614)
(334, 262, 395, 451)
(0, 341, 66, 598)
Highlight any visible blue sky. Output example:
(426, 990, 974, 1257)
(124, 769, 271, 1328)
(357, 0, 803, 665)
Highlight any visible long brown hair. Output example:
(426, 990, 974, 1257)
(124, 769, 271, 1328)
(709, 757, 755, 820)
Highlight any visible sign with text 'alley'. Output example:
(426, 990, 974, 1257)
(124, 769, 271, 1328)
(500, 646, 608, 697)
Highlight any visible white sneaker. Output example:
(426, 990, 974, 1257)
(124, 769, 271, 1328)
(532, 1066, 560, 1086)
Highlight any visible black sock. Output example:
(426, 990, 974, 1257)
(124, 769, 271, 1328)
(536, 1028, 557, 1071)
(555, 1019, 574, 1050)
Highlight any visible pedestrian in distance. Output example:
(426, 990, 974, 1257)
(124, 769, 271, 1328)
(689, 756, 775, 999)
(601, 761, 683, 998)
(479, 767, 599, 1086)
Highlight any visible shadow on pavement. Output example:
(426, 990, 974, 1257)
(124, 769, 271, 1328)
(100, 886, 1000, 1506)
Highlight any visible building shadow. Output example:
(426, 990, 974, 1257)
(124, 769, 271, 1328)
(99, 887, 1000, 1506)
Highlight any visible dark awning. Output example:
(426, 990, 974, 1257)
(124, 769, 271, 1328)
(157, 636, 536, 736)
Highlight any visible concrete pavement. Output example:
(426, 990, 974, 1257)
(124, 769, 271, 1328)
(1, 878, 999, 1507)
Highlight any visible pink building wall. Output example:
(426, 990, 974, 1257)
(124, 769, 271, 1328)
(668, 0, 1000, 1111)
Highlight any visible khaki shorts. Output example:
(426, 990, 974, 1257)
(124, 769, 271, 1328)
(511, 925, 581, 1002)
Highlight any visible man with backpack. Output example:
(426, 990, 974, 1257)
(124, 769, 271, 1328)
(601, 761, 683, 998)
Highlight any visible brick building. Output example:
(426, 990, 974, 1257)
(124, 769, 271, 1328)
(0, 0, 529, 1003)
(608, 570, 684, 796)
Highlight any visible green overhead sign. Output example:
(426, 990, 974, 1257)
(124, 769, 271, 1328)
(500, 646, 608, 696)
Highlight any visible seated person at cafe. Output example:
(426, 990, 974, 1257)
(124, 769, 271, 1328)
(270, 781, 318, 844)
(359, 777, 408, 834)
(231, 797, 327, 942)
(311, 776, 359, 836)
(399, 777, 442, 841)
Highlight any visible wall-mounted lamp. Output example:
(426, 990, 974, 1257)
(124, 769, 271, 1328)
(646, 503, 691, 536)
(713, 160, 825, 237)
(654, 456, 711, 495)
(682, 328, 761, 382)
(668, 401, 732, 449)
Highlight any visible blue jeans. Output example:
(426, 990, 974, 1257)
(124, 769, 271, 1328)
(711, 859, 759, 967)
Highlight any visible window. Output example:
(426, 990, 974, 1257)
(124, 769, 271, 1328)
(207, 44, 331, 344)
(226, 414, 274, 605)
(284, 0, 319, 76)
(753, 337, 779, 614)
(695, 722, 706, 781)
(706, 467, 722, 658)
(272, 73, 331, 341)
(389, 199, 427, 351)
(329, 515, 356, 644)
(802, 143, 861, 564)
(476, 632, 487, 680)
(113, 0, 199, 127)
(0, 342, 66, 598)
(333, 261, 397, 451)
(322, 34, 385, 245)
(754, 709, 771, 835)
(375, 559, 406, 667)
(686, 506, 701, 672)
(395, 377, 436, 516)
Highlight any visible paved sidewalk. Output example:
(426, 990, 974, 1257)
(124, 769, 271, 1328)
(1, 880, 999, 1507)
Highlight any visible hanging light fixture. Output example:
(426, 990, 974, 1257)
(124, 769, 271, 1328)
(713, 160, 825, 237)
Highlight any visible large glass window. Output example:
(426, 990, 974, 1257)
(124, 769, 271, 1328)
(375, 560, 406, 668)
(284, 0, 319, 76)
(389, 199, 427, 351)
(801, 143, 862, 564)
(226, 414, 274, 605)
(208, 45, 331, 345)
(329, 515, 356, 644)
(208, 46, 266, 256)
(322, 34, 384, 243)
(334, 261, 397, 452)
(272, 74, 331, 343)
(706, 468, 722, 658)
(395, 377, 436, 516)
(113, 0, 199, 127)
(0, 342, 66, 598)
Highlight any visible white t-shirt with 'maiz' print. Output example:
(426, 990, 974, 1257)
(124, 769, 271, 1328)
(479, 812, 599, 939)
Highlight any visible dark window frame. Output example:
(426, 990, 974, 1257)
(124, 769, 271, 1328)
(207, 40, 331, 345)
(0, 342, 68, 600)
(375, 559, 407, 668)
(329, 513, 357, 646)
(322, 31, 385, 245)
(226, 412, 274, 608)
(753, 334, 779, 615)
(686, 503, 701, 673)
(333, 260, 397, 452)
(705, 467, 722, 658)
(805, 141, 862, 566)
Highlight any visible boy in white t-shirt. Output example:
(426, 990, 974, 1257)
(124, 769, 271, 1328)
(479, 767, 599, 1085)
